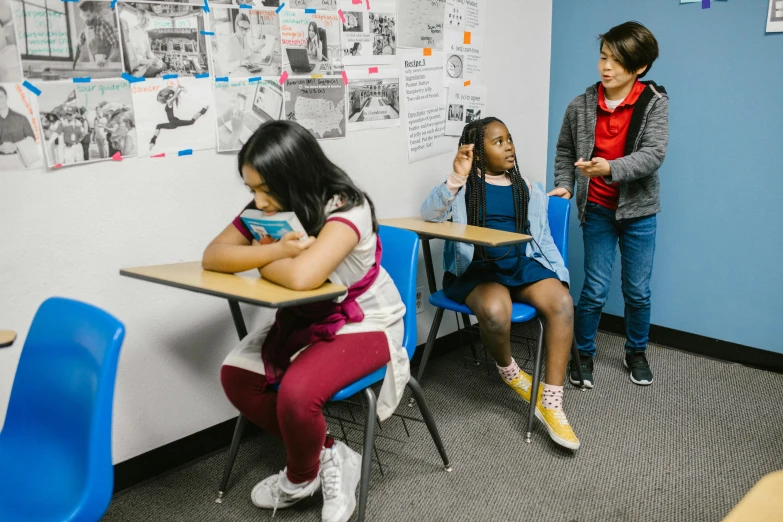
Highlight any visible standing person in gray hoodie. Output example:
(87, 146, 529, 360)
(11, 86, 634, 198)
(551, 21, 668, 389)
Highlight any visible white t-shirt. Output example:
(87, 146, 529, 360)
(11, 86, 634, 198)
(605, 96, 625, 111)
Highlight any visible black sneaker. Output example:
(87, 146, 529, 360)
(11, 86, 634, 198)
(569, 354, 594, 389)
(624, 351, 653, 385)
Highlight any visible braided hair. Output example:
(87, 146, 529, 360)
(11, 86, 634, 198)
(459, 117, 530, 260)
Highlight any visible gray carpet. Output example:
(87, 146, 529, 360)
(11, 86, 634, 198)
(102, 330, 783, 522)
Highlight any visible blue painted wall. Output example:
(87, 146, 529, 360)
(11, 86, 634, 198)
(547, 0, 783, 353)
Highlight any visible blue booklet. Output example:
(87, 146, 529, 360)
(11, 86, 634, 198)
(240, 209, 308, 242)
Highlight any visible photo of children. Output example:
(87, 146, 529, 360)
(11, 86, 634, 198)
(0, 0, 21, 82)
(214, 78, 284, 152)
(447, 104, 463, 121)
(284, 77, 345, 139)
(119, 3, 208, 78)
(347, 70, 399, 132)
(339, 1, 395, 65)
(0, 83, 42, 170)
(208, 7, 282, 78)
(280, 9, 343, 76)
(38, 79, 135, 168)
(132, 76, 214, 156)
(16, 0, 122, 81)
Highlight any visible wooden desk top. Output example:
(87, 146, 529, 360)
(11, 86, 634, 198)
(0, 330, 16, 348)
(380, 218, 532, 248)
(722, 470, 783, 522)
(120, 262, 347, 308)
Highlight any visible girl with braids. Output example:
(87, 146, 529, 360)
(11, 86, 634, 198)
(421, 117, 580, 450)
(203, 120, 407, 522)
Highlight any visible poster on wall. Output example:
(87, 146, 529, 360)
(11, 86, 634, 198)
(0, 0, 22, 82)
(118, 3, 208, 79)
(132, 76, 214, 156)
(397, 0, 445, 49)
(444, 0, 486, 37)
(211, 0, 338, 7)
(15, 0, 122, 81)
(767, 0, 783, 32)
(445, 84, 485, 136)
(284, 77, 345, 139)
(0, 82, 42, 169)
(38, 79, 135, 167)
(442, 29, 482, 87)
(208, 7, 283, 78)
(406, 105, 450, 163)
(339, 0, 396, 65)
(214, 78, 284, 152)
(400, 48, 446, 112)
(346, 68, 400, 132)
(280, 9, 343, 76)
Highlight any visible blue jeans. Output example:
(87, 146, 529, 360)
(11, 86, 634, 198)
(575, 202, 656, 357)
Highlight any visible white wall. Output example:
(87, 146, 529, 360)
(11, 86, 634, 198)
(0, 0, 552, 463)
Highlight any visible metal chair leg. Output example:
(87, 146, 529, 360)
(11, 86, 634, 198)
(357, 389, 378, 522)
(416, 307, 444, 383)
(407, 377, 452, 472)
(216, 415, 247, 502)
(571, 337, 585, 389)
(460, 313, 479, 363)
(526, 318, 545, 444)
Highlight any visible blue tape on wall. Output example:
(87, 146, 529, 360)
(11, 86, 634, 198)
(248, 76, 262, 82)
(162, 74, 178, 79)
(195, 73, 209, 79)
(178, 149, 193, 156)
(275, 2, 285, 13)
(22, 80, 40, 96)
(122, 72, 145, 83)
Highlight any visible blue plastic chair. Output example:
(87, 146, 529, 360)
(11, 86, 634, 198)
(217, 225, 451, 522)
(420, 196, 584, 444)
(0, 297, 126, 522)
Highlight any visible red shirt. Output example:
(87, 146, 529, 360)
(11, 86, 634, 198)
(587, 80, 646, 210)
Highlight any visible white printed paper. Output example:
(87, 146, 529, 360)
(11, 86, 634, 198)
(442, 29, 482, 86)
(445, 0, 486, 36)
(280, 9, 343, 76)
(445, 84, 485, 136)
(208, 8, 283, 78)
(0, 83, 42, 170)
(38, 79, 135, 168)
(284, 77, 346, 139)
(0, 0, 22, 82)
(406, 105, 450, 163)
(767, 0, 783, 32)
(132, 76, 215, 157)
(397, 0, 446, 49)
(401, 49, 446, 112)
(339, 1, 396, 65)
(215, 78, 285, 152)
(347, 68, 400, 131)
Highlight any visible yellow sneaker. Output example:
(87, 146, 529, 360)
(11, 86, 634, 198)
(534, 406, 581, 450)
(503, 370, 542, 403)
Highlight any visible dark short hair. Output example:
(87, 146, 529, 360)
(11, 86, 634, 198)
(78, 1, 100, 13)
(599, 21, 659, 78)
(0, 86, 6, 96)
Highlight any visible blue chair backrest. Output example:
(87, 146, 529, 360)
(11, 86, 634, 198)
(378, 225, 419, 360)
(546, 195, 571, 269)
(1, 297, 126, 517)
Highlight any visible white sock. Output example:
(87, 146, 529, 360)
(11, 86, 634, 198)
(497, 359, 521, 383)
(541, 384, 564, 410)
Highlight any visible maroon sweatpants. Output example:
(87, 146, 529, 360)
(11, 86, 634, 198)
(221, 331, 390, 483)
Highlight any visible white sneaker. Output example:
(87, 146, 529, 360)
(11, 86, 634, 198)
(251, 468, 320, 516)
(320, 441, 362, 522)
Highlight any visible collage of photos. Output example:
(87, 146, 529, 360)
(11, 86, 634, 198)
(208, 7, 282, 78)
(280, 8, 343, 76)
(340, 1, 396, 65)
(38, 80, 135, 167)
(119, 3, 208, 78)
(214, 78, 283, 152)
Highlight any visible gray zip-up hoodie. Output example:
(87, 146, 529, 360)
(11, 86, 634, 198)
(554, 81, 669, 222)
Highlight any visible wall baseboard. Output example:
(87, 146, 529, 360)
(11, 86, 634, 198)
(113, 330, 462, 494)
(598, 313, 783, 373)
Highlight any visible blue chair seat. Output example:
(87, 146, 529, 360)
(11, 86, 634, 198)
(332, 367, 387, 402)
(429, 290, 538, 323)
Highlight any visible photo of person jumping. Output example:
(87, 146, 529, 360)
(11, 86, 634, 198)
(149, 86, 209, 150)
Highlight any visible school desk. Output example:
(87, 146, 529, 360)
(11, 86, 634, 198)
(378, 218, 532, 380)
(0, 330, 16, 348)
(722, 470, 783, 522)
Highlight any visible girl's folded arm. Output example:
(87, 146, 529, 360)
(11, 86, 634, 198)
(261, 220, 359, 291)
(202, 223, 284, 274)
(420, 182, 457, 223)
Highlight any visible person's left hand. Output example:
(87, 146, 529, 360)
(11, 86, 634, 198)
(0, 141, 16, 154)
(575, 157, 611, 178)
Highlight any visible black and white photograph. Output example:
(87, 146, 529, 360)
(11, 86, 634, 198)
(347, 69, 399, 132)
(208, 7, 282, 78)
(16, 0, 122, 81)
(465, 107, 480, 123)
(447, 103, 463, 121)
(119, 2, 208, 78)
(38, 79, 136, 168)
(768, 0, 783, 32)
(284, 77, 345, 139)
(132, 76, 214, 156)
(214, 78, 284, 152)
(0, 0, 21, 82)
(445, 53, 463, 79)
(445, 0, 465, 30)
(339, 0, 395, 65)
(0, 82, 42, 169)
(280, 8, 343, 76)
(397, 0, 445, 49)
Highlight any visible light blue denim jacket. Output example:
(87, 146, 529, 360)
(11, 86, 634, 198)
(420, 180, 570, 285)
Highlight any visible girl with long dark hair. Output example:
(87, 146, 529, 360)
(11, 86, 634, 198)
(203, 120, 407, 522)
